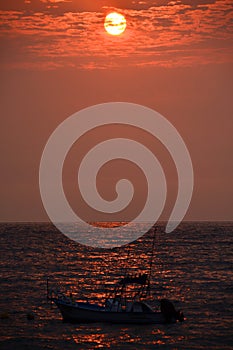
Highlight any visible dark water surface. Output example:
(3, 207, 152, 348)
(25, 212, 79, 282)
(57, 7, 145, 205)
(0, 222, 232, 349)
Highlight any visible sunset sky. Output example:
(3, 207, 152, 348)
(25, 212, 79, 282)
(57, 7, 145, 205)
(1, 0, 233, 222)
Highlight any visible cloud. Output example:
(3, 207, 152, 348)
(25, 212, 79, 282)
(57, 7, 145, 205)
(0, 0, 232, 70)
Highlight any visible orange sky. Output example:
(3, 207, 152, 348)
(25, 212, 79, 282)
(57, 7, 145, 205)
(1, 0, 233, 221)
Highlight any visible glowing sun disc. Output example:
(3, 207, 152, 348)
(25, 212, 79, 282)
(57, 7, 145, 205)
(104, 12, 127, 36)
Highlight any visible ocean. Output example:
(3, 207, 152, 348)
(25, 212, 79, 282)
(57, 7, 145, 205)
(0, 222, 232, 349)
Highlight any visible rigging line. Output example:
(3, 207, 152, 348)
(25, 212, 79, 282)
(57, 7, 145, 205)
(148, 226, 157, 289)
(123, 242, 132, 277)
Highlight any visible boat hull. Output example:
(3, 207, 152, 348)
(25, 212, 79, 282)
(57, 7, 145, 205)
(53, 299, 167, 325)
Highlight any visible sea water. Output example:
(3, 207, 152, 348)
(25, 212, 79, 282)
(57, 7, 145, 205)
(0, 222, 232, 349)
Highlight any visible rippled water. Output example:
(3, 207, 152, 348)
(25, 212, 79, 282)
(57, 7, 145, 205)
(0, 222, 232, 349)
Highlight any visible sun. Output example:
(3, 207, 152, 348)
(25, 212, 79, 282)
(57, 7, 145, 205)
(104, 12, 127, 36)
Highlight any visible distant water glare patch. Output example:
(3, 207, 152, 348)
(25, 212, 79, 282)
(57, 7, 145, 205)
(39, 102, 193, 248)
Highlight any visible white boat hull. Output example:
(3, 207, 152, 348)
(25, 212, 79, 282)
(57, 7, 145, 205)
(53, 299, 168, 324)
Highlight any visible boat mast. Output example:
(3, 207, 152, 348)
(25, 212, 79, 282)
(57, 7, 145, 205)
(123, 243, 131, 278)
(147, 227, 157, 294)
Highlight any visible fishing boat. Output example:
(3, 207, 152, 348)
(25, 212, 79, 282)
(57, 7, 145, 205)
(48, 273, 184, 324)
(48, 230, 184, 325)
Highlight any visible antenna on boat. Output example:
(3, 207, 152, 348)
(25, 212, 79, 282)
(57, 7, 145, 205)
(147, 227, 157, 294)
(47, 277, 49, 301)
(123, 243, 131, 277)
